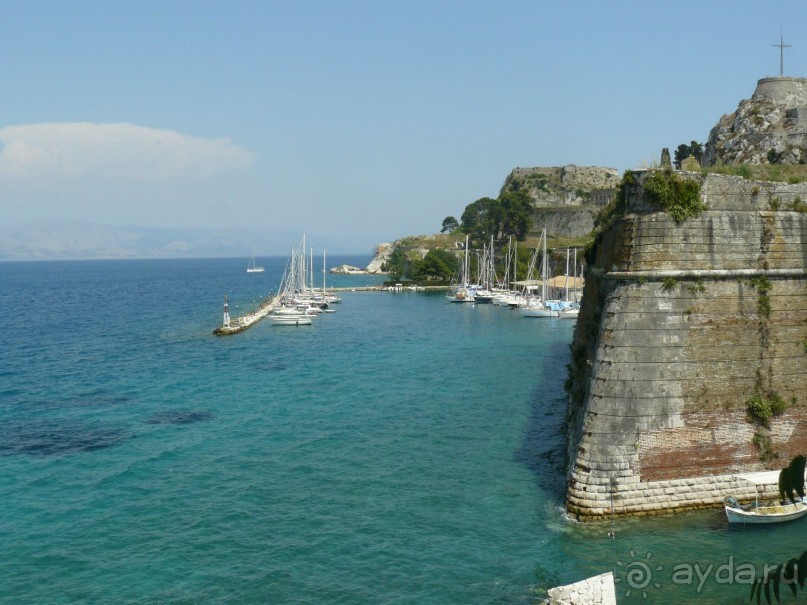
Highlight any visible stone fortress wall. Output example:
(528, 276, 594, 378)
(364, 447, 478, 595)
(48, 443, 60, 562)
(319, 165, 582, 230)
(565, 170, 807, 519)
(503, 165, 620, 238)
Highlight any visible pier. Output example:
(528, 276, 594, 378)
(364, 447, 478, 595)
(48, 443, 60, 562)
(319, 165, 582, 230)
(212, 286, 393, 335)
(213, 294, 281, 335)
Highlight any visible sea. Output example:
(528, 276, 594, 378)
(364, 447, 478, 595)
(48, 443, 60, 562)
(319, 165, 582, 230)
(1, 256, 806, 605)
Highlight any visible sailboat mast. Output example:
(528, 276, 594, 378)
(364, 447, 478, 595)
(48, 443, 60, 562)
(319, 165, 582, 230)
(565, 248, 570, 302)
(541, 229, 547, 302)
(464, 235, 470, 286)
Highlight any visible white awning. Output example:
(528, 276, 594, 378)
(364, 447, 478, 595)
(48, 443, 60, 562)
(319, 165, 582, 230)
(734, 471, 780, 486)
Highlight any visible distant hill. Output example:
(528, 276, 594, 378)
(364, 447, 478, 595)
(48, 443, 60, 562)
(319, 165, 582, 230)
(0, 223, 366, 260)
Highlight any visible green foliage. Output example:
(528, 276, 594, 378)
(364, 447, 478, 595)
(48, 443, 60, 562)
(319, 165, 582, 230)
(791, 196, 807, 213)
(687, 279, 706, 294)
(749, 276, 772, 318)
(661, 276, 678, 292)
(382, 244, 411, 281)
(749, 276, 772, 293)
(411, 248, 458, 282)
(768, 197, 781, 211)
(585, 171, 635, 265)
(747, 395, 773, 426)
(751, 431, 778, 462)
(767, 148, 785, 165)
(747, 393, 789, 428)
(460, 197, 499, 243)
(755, 458, 807, 601)
(750, 551, 806, 604)
(440, 216, 459, 233)
(459, 190, 532, 245)
(673, 140, 703, 169)
(498, 190, 532, 241)
(736, 165, 752, 179)
(642, 169, 705, 222)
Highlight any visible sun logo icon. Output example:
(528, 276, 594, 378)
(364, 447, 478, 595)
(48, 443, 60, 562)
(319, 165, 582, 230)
(615, 550, 663, 598)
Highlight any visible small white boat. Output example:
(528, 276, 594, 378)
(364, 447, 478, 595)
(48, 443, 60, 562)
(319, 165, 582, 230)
(725, 499, 807, 524)
(269, 315, 312, 326)
(446, 287, 475, 303)
(725, 471, 807, 524)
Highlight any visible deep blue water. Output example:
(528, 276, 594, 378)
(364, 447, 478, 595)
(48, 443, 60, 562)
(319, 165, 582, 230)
(1, 257, 806, 604)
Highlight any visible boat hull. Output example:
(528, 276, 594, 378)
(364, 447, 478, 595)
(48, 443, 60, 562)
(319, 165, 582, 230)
(270, 316, 312, 326)
(725, 502, 807, 524)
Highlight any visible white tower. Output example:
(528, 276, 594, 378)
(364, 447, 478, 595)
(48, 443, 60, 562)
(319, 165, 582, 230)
(223, 295, 231, 328)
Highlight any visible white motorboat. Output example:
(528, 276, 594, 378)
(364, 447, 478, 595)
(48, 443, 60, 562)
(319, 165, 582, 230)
(269, 314, 312, 326)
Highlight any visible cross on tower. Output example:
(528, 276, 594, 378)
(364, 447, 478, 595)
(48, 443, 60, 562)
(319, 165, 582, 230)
(773, 34, 791, 76)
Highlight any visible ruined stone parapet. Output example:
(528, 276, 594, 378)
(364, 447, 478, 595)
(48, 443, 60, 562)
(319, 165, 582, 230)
(704, 77, 807, 165)
(565, 171, 807, 520)
(752, 77, 807, 107)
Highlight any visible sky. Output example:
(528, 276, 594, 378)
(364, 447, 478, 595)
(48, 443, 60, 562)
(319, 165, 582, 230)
(1, 0, 806, 253)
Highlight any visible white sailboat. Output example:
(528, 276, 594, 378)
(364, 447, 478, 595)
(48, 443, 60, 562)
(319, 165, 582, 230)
(558, 247, 580, 319)
(521, 229, 558, 318)
(446, 235, 475, 302)
(247, 250, 265, 273)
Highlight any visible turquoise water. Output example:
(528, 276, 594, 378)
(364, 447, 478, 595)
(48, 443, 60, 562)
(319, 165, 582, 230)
(1, 257, 806, 604)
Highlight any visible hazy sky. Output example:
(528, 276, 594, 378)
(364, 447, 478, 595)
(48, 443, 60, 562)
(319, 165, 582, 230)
(1, 1, 804, 252)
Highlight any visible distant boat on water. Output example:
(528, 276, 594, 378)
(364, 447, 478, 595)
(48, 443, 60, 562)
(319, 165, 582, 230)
(247, 251, 265, 273)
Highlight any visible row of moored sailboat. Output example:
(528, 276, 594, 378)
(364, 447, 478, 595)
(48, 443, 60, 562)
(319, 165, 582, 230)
(445, 230, 581, 319)
(268, 234, 341, 326)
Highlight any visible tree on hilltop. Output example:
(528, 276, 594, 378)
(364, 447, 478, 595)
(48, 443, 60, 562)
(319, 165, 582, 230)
(441, 216, 459, 233)
(674, 140, 703, 169)
(460, 192, 532, 245)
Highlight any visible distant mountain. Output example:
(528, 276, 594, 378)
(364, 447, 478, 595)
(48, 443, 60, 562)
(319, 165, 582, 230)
(0, 222, 369, 260)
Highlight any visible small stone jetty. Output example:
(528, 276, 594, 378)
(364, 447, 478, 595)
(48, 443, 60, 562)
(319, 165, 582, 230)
(212, 286, 389, 335)
(213, 294, 280, 335)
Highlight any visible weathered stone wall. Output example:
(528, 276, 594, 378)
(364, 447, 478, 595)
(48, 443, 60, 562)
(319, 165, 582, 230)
(530, 207, 598, 239)
(565, 171, 807, 520)
(753, 77, 807, 107)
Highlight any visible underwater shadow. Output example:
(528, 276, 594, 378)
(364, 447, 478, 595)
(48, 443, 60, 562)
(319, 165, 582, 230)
(0, 417, 131, 457)
(513, 336, 572, 506)
(146, 410, 214, 425)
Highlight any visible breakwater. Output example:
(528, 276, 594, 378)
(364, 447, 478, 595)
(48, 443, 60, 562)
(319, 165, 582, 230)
(566, 170, 807, 519)
(212, 285, 442, 335)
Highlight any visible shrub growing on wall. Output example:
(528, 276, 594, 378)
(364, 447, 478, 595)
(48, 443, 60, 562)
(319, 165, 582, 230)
(642, 169, 706, 222)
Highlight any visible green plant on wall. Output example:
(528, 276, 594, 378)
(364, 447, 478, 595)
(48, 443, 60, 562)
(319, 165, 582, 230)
(661, 276, 678, 292)
(747, 393, 788, 428)
(687, 279, 706, 294)
(747, 391, 789, 462)
(642, 169, 705, 222)
(749, 276, 772, 318)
